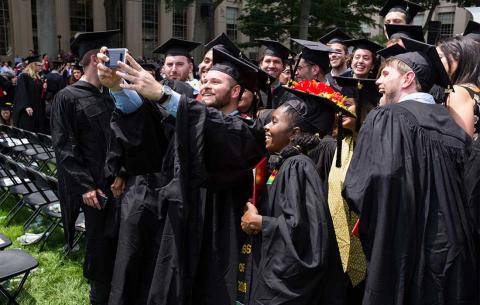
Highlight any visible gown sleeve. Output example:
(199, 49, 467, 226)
(342, 107, 405, 215)
(253, 156, 344, 304)
(51, 90, 96, 194)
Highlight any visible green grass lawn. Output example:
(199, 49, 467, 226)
(0, 197, 89, 305)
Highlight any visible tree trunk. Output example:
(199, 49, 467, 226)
(192, 0, 212, 66)
(423, 0, 439, 31)
(298, 0, 311, 39)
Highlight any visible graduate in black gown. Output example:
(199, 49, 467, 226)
(342, 37, 478, 305)
(13, 56, 46, 132)
(290, 39, 333, 83)
(97, 46, 265, 305)
(379, 0, 424, 25)
(256, 39, 298, 109)
(319, 28, 353, 91)
(240, 87, 347, 305)
(51, 30, 121, 305)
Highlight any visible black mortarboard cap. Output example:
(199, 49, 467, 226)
(464, 20, 480, 42)
(280, 94, 332, 136)
(0, 101, 12, 111)
(246, 60, 275, 92)
(334, 77, 379, 101)
(256, 39, 292, 62)
(385, 24, 424, 42)
(137, 58, 159, 71)
(319, 28, 352, 45)
(211, 47, 258, 92)
(377, 43, 407, 59)
(345, 39, 383, 54)
(379, 0, 424, 23)
(282, 85, 355, 136)
(23, 55, 41, 64)
(72, 62, 83, 70)
(70, 29, 120, 61)
(205, 33, 242, 57)
(284, 86, 355, 118)
(397, 37, 451, 91)
(334, 76, 380, 131)
(291, 39, 335, 73)
(141, 63, 159, 72)
(153, 38, 201, 56)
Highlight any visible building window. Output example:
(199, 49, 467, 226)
(412, 14, 424, 27)
(172, 6, 187, 39)
(0, 0, 10, 56)
(70, 0, 93, 37)
(438, 12, 455, 38)
(110, 1, 125, 47)
(143, 0, 158, 57)
(226, 7, 239, 41)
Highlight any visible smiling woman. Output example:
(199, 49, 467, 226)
(240, 95, 348, 304)
(344, 39, 382, 79)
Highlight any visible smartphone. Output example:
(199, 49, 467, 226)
(105, 48, 128, 68)
(96, 191, 109, 209)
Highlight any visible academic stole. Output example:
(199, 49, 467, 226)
(235, 169, 277, 305)
(327, 136, 366, 286)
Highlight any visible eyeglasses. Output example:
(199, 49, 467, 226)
(296, 64, 312, 71)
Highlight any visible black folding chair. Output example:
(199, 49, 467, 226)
(20, 130, 51, 172)
(64, 212, 85, 256)
(35, 133, 56, 175)
(0, 154, 17, 207)
(3, 159, 48, 226)
(0, 233, 11, 250)
(21, 167, 58, 229)
(21, 169, 62, 251)
(0, 249, 38, 305)
(0, 125, 19, 156)
(6, 127, 36, 164)
(0, 155, 39, 211)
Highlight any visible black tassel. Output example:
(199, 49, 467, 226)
(336, 114, 344, 168)
(292, 53, 302, 81)
(355, 82, 363, 132)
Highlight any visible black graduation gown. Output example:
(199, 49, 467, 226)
(13, 73, 46, 132)
(45, 72, 67, 100)
(342, 100, 478, 305)
(107, 101, 177, 305)
(464, 138, 480, 289)
(245, 154, 345, 305)
(50, 80, 119, 282)
(106, 82, 199, 305)
(326, 69, 353, 92)
(309, 135, 337, 195)
(259, 84, 299, 109)
(108, 95, 264, 305)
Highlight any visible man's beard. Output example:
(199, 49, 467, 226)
(379, 91, 399, 106)
(206, 87, 233, 110)
(331, 59, 344, 69)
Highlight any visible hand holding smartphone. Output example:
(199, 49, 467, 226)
(105, 48, 128, 68)
(96, 190, 109, 210)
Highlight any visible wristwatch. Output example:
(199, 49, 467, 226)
(157, 85, 173, 104)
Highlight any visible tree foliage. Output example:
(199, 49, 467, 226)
(238, 0, 385, 44)
(238, 0, 480, 44)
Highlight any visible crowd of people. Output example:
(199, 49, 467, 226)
(0, 0, 474, 304)
(0, 52, 86, 132)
